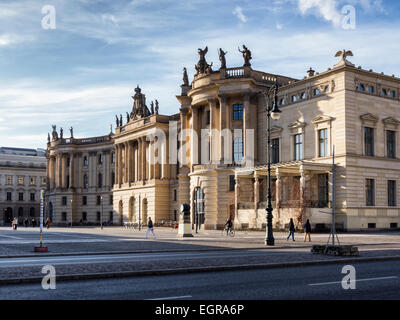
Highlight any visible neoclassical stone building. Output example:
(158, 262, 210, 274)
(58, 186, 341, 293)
(0, 147, 46, 225)
(46, 128, 114, 225)
(46, 48, 400, 231)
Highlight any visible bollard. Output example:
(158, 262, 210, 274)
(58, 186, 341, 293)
(177, 203, 193, 238)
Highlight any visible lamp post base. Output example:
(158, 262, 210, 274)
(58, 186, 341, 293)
(265, 238, 275, 246)
(34, 246, 48, 253)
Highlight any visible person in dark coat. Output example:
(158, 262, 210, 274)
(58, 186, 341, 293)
(145, 217, 156, 239)
(287, 218, 295, 241)
(304, 219, 312, 242)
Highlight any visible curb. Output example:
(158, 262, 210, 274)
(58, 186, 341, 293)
(2, 255, 400, 285)
(1, 242, 398, 260)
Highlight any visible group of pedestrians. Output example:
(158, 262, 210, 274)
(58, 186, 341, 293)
(11, 217, 51, 230)
(287, 218, 312, 242)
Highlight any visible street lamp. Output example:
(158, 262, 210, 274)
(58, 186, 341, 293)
(263, 80, 281, 246)
(100, 195, 103, 230)
(70, 198, 73, 228)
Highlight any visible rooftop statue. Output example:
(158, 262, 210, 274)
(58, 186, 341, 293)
(334, 49, 355, 68)
(155, 100, 159, 115)
(150, 101, 154, 114)
(195, 46, 212, 75)
(60, 127, 63, 139)
(115, 115, 120, 127)
(218, 48, 227, 69)
(238, 45, 252, 67)
(51, 125, 58, 141)
(120, 114, 123, 126)
(131, 85, 151, 119)
(335, 49, 353, 61)
(126, 112, 130, 123)
(182, 67, 189, 86)
(70, 127, 74, 138)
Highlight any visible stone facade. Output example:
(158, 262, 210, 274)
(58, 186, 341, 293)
(45, 50, 400, 231)
(46, 134, 114, 225)
(0, 147, 46, 226)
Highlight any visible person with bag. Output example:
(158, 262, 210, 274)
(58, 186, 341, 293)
(287, 218, 295, 241)
(304, 219, 312, 242)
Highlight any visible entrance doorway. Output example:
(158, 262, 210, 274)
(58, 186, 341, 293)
(4, 207, 13, 225)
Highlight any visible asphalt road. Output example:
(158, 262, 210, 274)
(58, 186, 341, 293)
(0, 249, 316, 267)
(1, 260, 399, 300)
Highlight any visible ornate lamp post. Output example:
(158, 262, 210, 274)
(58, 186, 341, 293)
(263, 81, 281, 246)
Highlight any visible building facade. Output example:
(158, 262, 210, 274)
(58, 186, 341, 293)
(45, 128, 114, 225)
(46, 49, 400, 231)
(0, 147, 47, 225)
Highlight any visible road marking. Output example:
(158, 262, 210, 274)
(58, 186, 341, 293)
(147, 295, 192, 300)
(308, 276, 398, 286)
(0, 234, 23, 239)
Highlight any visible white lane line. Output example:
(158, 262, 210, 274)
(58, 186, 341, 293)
(308, 276, 398, 286)
(0, 234, 23, 239)
(147, 295, 192, 300)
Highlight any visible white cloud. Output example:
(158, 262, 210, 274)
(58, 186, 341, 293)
(233, 6, 247, 23)
(298, 0, 341, 26)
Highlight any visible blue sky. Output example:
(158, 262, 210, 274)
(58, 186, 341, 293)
(0, 0, 399, 148)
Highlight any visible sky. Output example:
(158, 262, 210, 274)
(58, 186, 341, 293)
(0, 0, 399, 149)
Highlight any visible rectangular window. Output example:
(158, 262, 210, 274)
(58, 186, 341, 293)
(98, 154, 103, 165)
(82, 212, 87, 221)
(387, 130, 396, 159)
(30, 193, 35, 202)
(62, 212, 67, 221)
(388, 180, 397, 207)
(271, 138, 280, 164)
(318, 174, 329, 207)
(97, 195, 101, 206)
(83, 156, 89, 166)
(62, 196, 67, 206)
(18, 193, 24, 201)
(82, 196, 87, 206)
(233, 104, 243, 121)
(6, 192, 12, 201)
(366, 179, 375, 206)
(41, 177, 46, 185)
(29, 177, 36, 186)
(294, 134, 303, 160)
(233, 137, 244, 163)
(6, 176, 12, 185)
(364, 127, 374, 156)
(18, 176, 24, 185)
(318, 129, 328, 157)
(229, 175, 235, 192)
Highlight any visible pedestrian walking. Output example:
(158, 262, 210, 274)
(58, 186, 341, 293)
(45, 218, 51, 229)
(304, 219, 312, 242)
(145, 217, 156, 239)
(31, 217, 36, 227)
(287, 218, 295, 241)
(12, 217, 18, 231)
(24, 218, 28, 228)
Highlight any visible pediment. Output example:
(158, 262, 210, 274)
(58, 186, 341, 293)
(270, 126, 283, 134)
(311, 114, 334, 125)
(382, 117, 400, 125)
(360, 113, 379, 123)
(288, 120, 306, 129)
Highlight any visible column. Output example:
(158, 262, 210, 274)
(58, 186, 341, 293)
(234, 176, 240, 227)
(57, 154, 62, 188)
(243, 94, 252, 166)
(219, 94, 227, 164)
(124, 142, 128, 184)
(209, 99, 217, 164)
(252, 173, 259, 228)
(69, 153, 74, 189)
(275, 169, 282, 221)
(141, 137, 146, 181)
(299, 169, 306, 225)
(190, 108, 199, 167)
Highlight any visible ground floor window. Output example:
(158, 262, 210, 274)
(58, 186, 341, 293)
(366, 179, 375, 206)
